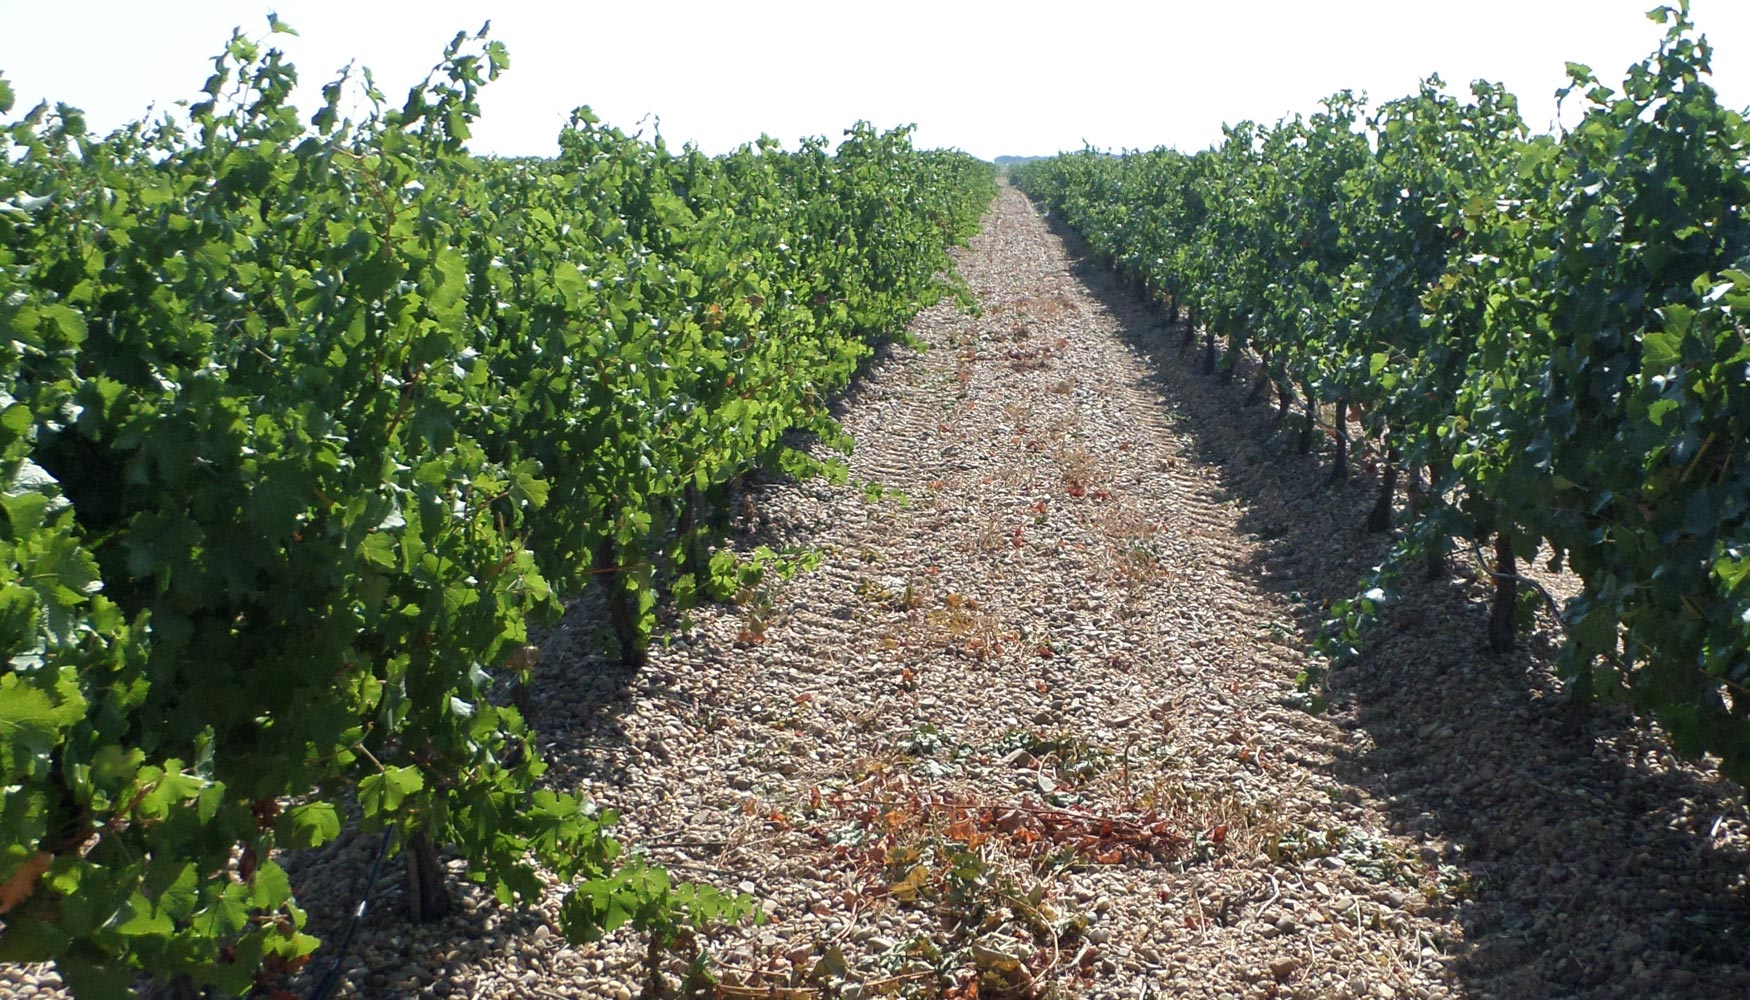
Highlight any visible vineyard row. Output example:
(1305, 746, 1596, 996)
(1014, 3, 1749, 785)
(0, 23, 996, 997)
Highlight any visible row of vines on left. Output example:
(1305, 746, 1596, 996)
(0, 20, 996, 998)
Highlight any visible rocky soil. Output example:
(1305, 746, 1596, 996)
(6, 184, 1747, 1000)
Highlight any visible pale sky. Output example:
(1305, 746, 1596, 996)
(4, 1, 1749, 159)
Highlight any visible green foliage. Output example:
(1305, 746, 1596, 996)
(1018, 1, 1750, 783)
(703, 545, 822, 604)
(0, 18, 994, 996)
(559, 859, 758, 945)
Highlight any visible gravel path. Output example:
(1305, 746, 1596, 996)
(6, 185, 1748, 1000)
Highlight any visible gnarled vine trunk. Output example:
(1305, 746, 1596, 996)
(1487, 532, 1518, 653)
(1366, 446, 1400, 533)
(1420, 460, 1449, 580)
(1245, 368, 1270, 406)
(406, 831, 452, 923)
(597, 541, 647, 667)
(1327, 399, 1350, 482)
(677, 483, 710, 580)
(1298, 386, 1317, 456)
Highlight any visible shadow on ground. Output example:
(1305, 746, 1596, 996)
(1037, 207, 1750, 1000)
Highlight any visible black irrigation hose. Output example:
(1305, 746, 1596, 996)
(306, 826, 395, 1000)
(304, 670, 518, 998)
(1469, 538, 1564, 623)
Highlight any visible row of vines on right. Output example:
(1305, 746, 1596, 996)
(1014, 2, 1750, 782)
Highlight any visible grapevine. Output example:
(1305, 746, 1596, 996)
(0, 20, 995, 996)
(1015, 1, 1750, 782)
